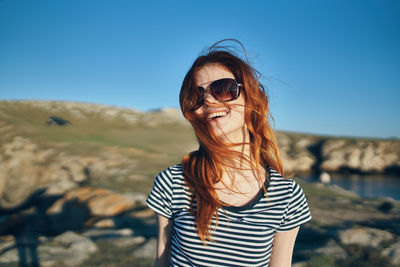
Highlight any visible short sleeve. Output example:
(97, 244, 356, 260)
(146, 168, 174, 219)
(277, 180, 311, 231)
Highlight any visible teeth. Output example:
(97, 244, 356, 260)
(208, 111, 227, 119)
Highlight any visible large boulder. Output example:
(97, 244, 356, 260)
(382, 240, 400, 266)
(46, 187, 137, 232)
(48, 187, 136, 217)
(313, 239, 347, 259)
(338, 226, 395, 247)
(132, 237, 157, 259)
(277, 133, 316, 173)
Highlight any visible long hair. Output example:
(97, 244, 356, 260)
(179, 40, 283, 243)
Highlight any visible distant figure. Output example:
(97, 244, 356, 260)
(46, 116, 70, 126)
(319, 171, 331, 184)
(146, 39, 311, 267)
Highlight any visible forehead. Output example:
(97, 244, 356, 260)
(195, 64, 235, 86)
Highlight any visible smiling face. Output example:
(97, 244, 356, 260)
(194, 64, 248, 143)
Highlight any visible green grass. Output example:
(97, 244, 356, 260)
(306, 254, 337, 267)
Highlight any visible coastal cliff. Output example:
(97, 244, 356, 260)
(278, 131, 400, 174)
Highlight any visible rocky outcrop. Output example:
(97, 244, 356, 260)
(277, 132, 400, 174)
(320, 139, 400, 173)
(48, 187, 136, 217)
(382, 240, 400, 266)
(0, 136, 89, 209)
(277, 133, 317, 173)
(294, 223, 400, 266)
(313, 239, 347, 259)
(0, 185, 153, 266)
(132, 237, 157, 259)
(0, 231, 98, 266)
(337, 226, 395, 247)
(0, 136, 144, 211)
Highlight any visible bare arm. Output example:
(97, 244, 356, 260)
(269, 226, 300, 267)
(154, 214, 173, 267)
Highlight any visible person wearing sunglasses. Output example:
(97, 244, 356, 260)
(146, 40, 311, 267)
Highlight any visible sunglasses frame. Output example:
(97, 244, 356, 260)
(195, 78, 242, 109)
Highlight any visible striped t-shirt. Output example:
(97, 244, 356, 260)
(146, 164, 311, 267)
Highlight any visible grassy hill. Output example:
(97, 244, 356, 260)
(0, 100, 197, 193)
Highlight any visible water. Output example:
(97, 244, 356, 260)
(300, 173, 400, 201)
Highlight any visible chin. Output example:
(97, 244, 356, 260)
(212, 127, 246, 143)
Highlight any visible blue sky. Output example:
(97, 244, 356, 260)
(1, 0, 399, 138)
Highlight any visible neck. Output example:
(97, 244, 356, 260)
(222, 127, 254, 170)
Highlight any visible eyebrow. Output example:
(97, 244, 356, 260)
(198, 80, 214, 86)
(198, 77, 234, 86)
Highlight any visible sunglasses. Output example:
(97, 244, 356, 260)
(192, 78, 242, 110)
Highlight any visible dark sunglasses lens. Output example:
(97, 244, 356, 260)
(210, 79, 238, 101)
(190, 87, 204, 110)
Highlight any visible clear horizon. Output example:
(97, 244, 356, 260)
(1, 0, 399, 139)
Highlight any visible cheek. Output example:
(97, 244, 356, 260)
(194, 107, 203, 117)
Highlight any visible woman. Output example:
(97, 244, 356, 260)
(146, 40, 311, 267)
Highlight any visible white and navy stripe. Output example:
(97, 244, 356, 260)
(146, 164, 311, 267)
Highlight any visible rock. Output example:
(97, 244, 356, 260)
(338, 226, 395, 247)
(277, 133, 317, 173)
(82, 228, 134, 240)
(377, 200, 396, 213)
(47, 197, 91, 233)
(314, 239, 347, 259)
(0, 137, 90, 209)
(38, 245, 76, 266)
(55, 231, 98, 255)
(69, 236, 98, 254)
(319, 172, 331, 184)
(49, 187, 136, 217)
(53, 230, 84, 244)
(37, 231, 98, 266)
(82, 227, 145, 247)
(321, 139, 400, 173)
(132, 237, 157, 259)
(45, 180, 78, 195)
(94, 218, 116, 228)
(58, 158, 88, 183)
(382, 240, 400, 266)
(0, 246, 19, 264)
(112, 236, 146, 247)
(0, 236, 15, 254)
(121, 192, 147, 206)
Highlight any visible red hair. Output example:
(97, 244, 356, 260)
(179, 40, 283, 243)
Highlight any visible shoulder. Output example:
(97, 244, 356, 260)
(267, 168, 305, 199)
(268, 168, 296, 188)
(154, 164, 185, 188)
(157, 163, 184, 179)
